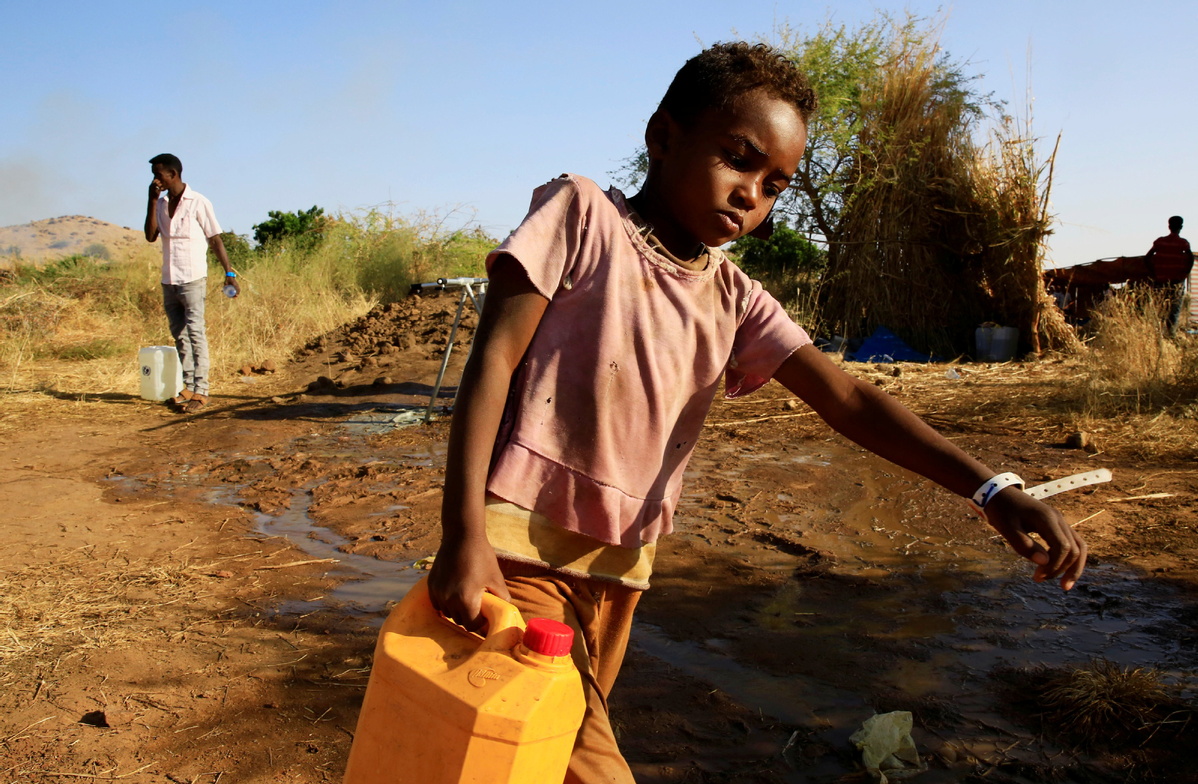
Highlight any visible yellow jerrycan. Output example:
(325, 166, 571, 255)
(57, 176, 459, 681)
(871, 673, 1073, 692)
(343, 577, 585, 784)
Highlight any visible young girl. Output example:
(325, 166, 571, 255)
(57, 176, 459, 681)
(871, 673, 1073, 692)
(428, 42, 1086, 783)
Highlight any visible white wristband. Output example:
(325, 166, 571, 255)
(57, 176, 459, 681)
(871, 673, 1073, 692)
(971, 472, 1025, 509)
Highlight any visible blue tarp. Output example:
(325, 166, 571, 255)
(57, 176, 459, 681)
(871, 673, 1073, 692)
(843, 326, 938, 363)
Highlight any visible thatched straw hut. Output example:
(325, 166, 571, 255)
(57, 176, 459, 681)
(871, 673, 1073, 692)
(784, 16, 1080, 358)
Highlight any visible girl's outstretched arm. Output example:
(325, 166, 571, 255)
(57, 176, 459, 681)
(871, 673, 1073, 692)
(773, 344, 1087, 590)
(428, 256, 549, 629)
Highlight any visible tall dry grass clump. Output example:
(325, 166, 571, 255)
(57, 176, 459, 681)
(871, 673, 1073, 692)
(0, 208, 493, 397)
(968, 124, 1080, 356)
(815, 32, 975, 357)
(1063, 286, 1198, 459)
(0, 246, 165, 393)
(1040, 659, 1172, 747)
(793, 15, 1073, 358)
(1080, 287, 1198, 415)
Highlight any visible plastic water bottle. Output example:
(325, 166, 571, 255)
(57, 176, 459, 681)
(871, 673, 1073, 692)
(223, 283, 237, 298)
(343, 578, 585, 784)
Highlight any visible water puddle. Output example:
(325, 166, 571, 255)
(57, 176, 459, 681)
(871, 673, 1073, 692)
(656, 440, 1198, 770)
(248, 449, 1193, 700)
(112, 425, 1197, 773)
(233, 487, 424, 616)
(631, 619, 869, 727)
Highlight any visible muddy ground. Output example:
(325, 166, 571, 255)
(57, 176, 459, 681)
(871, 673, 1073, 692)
(3, 289, 1198, 783)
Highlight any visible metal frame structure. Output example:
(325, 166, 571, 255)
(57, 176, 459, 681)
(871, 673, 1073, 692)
(409, 277, 488, 422)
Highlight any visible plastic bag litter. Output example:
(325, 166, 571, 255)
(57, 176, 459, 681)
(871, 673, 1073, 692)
(849, 711, 926, 782)
(389, 409, 425, 427)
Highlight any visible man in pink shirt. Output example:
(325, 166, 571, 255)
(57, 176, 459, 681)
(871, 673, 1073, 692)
(1145, 215, 1193, 333)
(143, 153, 238, 412)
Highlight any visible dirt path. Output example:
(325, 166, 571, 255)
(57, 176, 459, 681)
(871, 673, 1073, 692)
(3, 294, 1198, 783)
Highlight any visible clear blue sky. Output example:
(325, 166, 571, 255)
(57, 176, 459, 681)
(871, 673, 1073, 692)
(2, 1, 1193, 267)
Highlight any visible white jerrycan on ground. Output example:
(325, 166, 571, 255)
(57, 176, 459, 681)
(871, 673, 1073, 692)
(138, 346, 184, 401)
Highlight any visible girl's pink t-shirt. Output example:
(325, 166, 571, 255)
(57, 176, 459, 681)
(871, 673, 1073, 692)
(485, 174, 811, 548)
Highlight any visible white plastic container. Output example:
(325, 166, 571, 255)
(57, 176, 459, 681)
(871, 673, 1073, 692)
(974, 326, 1019, 362)
(989, 326, 1019, 361)
(974, 327, 993, 360)
(138, 346, 184, 401)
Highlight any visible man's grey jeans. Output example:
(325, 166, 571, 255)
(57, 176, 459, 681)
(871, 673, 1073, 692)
(162, 278, 209, 396)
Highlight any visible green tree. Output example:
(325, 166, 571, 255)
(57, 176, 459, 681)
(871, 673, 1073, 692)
(774, 13, 987, 243)
(208, 231, 252, 269)
(615, 14, 1063, 354)
(731, 222, 827, 321)
(731, 222, 825, 278)
(252, 206, 327, 250)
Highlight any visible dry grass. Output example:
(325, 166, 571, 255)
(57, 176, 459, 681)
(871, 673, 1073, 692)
(817, 29, 976, 356)
(969, 124, 1080, 357)
(1079, 287, 1198, 416)
(0, 209, 491, 401)
(205, 265, 376, 373)
(724, 353, 1198, 461)
(0, 545, 202, 684)
(0, 247, 162, 391)
(1040, 659, 1172, 745)
(1058, 286, 1198, 459)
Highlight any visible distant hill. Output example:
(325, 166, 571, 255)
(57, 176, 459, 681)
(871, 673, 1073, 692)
(0, 216, 151, 266)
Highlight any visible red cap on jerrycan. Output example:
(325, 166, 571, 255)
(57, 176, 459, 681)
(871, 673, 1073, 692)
(522, 618, 573, 657)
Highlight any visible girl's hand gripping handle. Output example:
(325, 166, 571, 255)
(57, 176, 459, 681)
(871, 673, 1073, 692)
(427, 533, 513, 633)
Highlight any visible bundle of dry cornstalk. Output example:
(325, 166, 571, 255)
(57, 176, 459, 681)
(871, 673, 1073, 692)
(816, 38, 1079, 359)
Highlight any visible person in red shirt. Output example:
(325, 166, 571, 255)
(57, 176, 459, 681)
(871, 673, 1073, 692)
(1144, 216, 1194, 333)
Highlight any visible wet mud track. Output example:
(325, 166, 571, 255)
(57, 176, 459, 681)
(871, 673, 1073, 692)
(106, 395, 1198, 783)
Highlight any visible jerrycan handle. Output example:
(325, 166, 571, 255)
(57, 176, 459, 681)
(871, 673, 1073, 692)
(476, 591, 527, 653)
(409, 576, 526, 653)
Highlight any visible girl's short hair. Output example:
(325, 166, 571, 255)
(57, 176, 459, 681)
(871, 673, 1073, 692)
(658, 41, 817, 128)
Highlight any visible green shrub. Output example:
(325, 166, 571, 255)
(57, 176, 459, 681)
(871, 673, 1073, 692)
(82, 243, 110, 260)
(730, 223, 827, 327)
(210, 231, 253, 269)
(253, 206, 327, 250)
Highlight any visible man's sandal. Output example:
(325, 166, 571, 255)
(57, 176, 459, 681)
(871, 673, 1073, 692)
(182, 394, 208, 413)
(169, 389, 195, 407)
